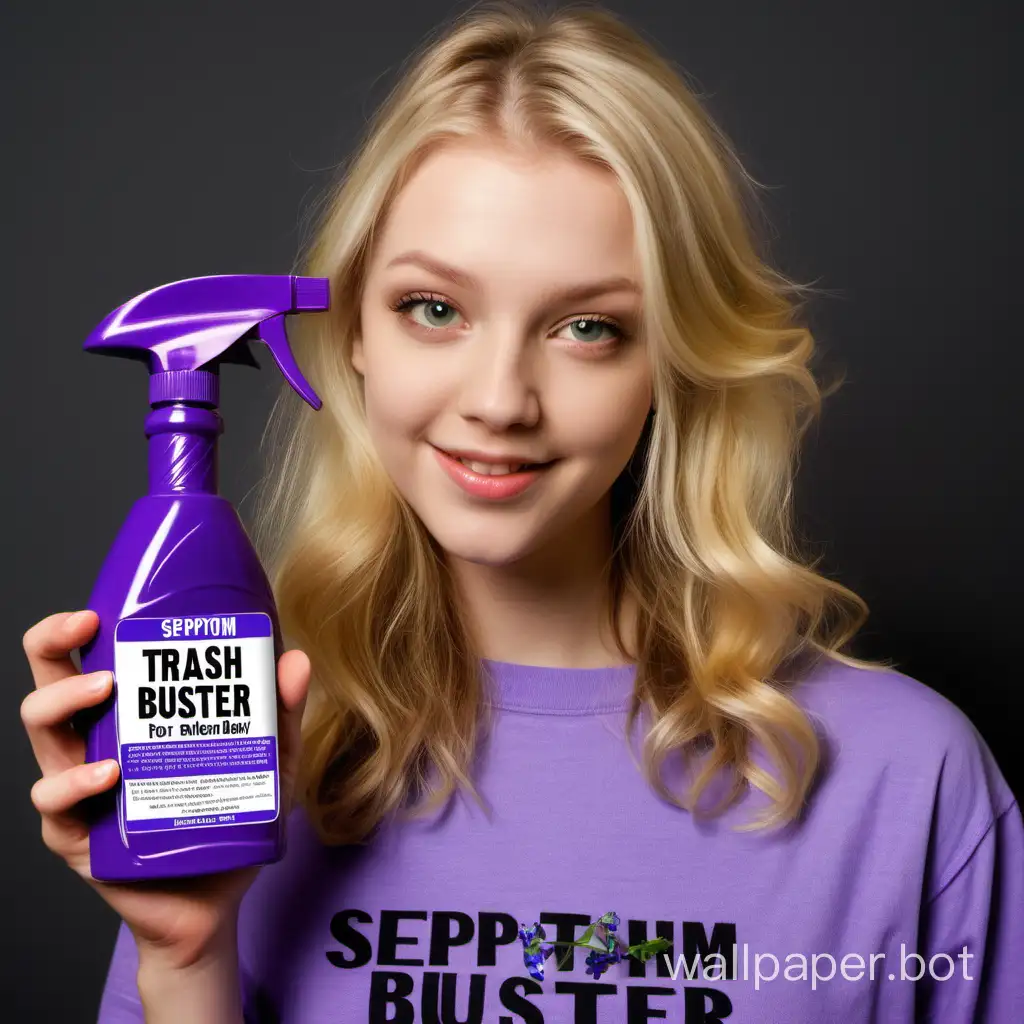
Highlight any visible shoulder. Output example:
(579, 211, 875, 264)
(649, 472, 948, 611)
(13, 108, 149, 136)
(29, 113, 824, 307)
(789, 655, 1018, 892)
(794, 653, 970, 733)
(793, 654, 1011, 800)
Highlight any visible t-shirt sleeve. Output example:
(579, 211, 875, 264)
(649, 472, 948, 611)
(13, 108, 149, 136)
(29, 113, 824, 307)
(915, 708, 1024, 1024)
(96, 920, 260, 1023)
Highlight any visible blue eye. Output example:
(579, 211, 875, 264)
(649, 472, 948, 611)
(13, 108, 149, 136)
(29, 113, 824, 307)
(558, 318, 622, 343)
(392, 295, 464, 330)
(557, 315, 618, 344)
(414, 300, 461, 328)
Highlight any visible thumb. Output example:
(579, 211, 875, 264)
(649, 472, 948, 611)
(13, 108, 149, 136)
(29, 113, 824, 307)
(276, 648, 310, 812)
(278, 648, 311, 716)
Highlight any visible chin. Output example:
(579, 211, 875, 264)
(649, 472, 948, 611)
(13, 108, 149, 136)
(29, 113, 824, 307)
(426, 520, 540, 568)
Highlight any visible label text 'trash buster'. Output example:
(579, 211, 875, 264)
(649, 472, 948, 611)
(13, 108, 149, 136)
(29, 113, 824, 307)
(115, 613, 278, 832)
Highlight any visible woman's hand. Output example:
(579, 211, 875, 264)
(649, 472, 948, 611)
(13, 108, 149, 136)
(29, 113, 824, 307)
(21, 609, 310, 973)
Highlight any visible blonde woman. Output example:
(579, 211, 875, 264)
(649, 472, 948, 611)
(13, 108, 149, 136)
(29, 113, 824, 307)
(22, 3, 1021, 1021)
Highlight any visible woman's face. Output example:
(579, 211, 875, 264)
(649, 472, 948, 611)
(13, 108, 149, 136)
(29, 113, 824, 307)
(354, 137, 652, 569)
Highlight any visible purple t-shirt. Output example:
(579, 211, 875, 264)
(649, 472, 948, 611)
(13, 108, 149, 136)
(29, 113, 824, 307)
(98, 656, 1022, 1022)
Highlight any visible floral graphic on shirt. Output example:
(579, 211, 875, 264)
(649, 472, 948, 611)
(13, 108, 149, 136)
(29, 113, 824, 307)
(517, 910, 669, 980)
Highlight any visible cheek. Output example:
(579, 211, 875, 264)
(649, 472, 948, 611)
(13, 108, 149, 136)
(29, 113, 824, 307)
(554, 366, 652, 463)
(358, 315, 442, 449)
(364, 370, 430, 436)
(363, 383, 442, 492)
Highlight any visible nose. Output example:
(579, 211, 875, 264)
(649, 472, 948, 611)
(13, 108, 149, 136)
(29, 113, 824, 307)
(456, 327, 541, 431)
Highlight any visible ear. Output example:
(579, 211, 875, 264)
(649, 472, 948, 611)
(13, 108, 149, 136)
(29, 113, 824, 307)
(351, 334, 365, 376)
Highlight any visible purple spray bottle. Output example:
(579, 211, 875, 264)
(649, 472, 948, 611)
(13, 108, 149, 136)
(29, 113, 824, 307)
(78, 274, 327, 881)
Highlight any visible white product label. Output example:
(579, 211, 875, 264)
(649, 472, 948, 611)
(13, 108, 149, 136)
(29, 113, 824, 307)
(113, 613, 279, 832)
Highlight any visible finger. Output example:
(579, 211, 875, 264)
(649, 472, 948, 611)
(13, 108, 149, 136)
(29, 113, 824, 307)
(276, 649, 310, 808)
(21, 670, 113, 775)
(35, 760, 120, 863)
(23, 611, 99, 689)
(40, 809, 90, 862)
(277, 648, 311, 715)
(31, 759, 120, 819)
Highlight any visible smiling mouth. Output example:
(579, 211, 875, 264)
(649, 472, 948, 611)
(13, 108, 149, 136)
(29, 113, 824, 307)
(431, 445, 556, 500)
(449, 457, 547, 476)
(432, 446, 556, 476)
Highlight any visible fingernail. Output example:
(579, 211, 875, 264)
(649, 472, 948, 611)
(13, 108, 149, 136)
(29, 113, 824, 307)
(66, 611, 90, 632)
(92, 761, 115, 782)
(88, 671, 112, 691)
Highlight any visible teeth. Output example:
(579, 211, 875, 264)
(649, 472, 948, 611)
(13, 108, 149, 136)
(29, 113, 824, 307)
(457, 459, 524, 475)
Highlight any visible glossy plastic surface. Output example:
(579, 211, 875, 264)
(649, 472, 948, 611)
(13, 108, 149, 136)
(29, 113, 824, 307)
(81, 493, 285, 881)
(77, 273, 328, 880)
(80, 404, 282, 881)
(82, 273, 326, 409)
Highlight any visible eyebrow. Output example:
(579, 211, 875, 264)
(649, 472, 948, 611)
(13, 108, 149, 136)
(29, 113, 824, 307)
(385, 250, 640, 302)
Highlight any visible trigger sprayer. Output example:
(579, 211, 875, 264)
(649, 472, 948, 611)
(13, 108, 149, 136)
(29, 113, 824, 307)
(77, 273, 329, 881)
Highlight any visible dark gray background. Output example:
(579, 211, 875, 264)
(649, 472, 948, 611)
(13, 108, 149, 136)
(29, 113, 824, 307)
(3, 0, 1019, 1017)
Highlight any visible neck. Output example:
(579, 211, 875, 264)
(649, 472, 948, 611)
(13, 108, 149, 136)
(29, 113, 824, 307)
(445, 495, 636, 668)
(145, 404, 222, 494)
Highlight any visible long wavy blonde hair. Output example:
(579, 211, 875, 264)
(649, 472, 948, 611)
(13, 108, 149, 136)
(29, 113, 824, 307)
(252, 0, 892, 844)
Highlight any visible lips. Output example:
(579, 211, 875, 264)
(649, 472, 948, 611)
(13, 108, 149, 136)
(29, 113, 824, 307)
(453, 457, 529, 475)
(434, 445, 550, 473)
(448, 455, 547, 475)
(432, 445, 555, 500)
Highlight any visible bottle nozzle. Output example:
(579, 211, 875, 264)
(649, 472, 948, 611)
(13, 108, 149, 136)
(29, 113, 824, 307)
(293, 276, 330, 312)
(84, 274, 329, 410)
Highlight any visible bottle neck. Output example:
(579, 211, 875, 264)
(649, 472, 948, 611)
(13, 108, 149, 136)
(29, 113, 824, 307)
(144, 404, 223, 495)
